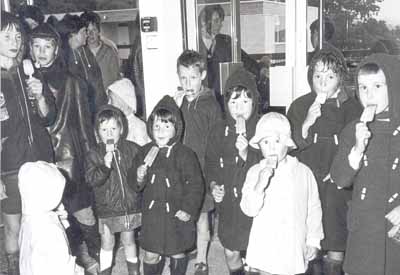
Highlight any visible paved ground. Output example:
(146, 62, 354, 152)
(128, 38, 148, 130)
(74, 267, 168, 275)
(0, 225, 230, 275)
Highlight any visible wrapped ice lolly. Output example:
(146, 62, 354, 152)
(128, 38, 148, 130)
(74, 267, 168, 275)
(23, 59, 35, 79)
(261, 155, 278, 169)
(144, 146, 160, 167)
(235, 116, 246, 135)
(315, 93, 327, 104)
(360, 104, 377, 123)
(106, 139, 115, 152)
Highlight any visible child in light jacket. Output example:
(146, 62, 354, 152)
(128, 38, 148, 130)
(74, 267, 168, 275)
(240, 112, 323, 275)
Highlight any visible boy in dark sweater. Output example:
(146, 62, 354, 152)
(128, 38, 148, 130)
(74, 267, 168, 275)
(174, 50, 222, 274)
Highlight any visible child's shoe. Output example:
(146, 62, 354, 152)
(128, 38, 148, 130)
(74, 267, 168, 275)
(194, 262, 208, 275)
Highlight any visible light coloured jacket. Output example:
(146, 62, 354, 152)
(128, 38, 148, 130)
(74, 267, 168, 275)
(240, 155, 323, 274)
(18, 161, 76, 275)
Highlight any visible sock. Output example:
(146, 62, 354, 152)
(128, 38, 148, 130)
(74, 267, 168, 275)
(100, 248, 113, 271)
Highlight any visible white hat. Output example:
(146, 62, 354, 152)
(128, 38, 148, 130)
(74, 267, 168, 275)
(107, 78, 137, 114)
(18, 161, 66, 215)
(249, 112, 297, 150)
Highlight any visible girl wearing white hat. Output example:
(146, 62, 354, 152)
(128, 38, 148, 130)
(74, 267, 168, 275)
(240, 112, 324, 275)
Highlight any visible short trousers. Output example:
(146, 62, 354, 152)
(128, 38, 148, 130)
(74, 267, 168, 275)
(99, 213, 142, 234)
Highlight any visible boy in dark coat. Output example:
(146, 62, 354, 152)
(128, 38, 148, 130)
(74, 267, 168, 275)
(85, 105, 141, 275)
(330, 53, 400, 275)
(174, 50, 222, 274)
(205, 67, 261, 275)
(129, 96, 204, 275)
(287, 46, 362, 274)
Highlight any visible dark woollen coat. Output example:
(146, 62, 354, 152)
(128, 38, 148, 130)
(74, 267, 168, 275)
(330, 54, 400, 275)
(205, 68, 261, 251)
(128, 96, 204, 255)
(287, 47, 363, 250)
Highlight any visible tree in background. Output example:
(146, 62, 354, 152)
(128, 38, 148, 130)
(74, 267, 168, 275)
(324, 0, 398, 51)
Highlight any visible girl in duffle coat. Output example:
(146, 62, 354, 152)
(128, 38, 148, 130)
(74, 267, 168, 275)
(205, 67, 261, 275)
(330, 54, 400, 275)
(128, 96, 204, 275)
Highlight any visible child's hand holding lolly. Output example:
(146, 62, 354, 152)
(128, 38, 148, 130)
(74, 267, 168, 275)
(302, 98, 323, 138)
(354, 104, 376, 153)
(255, 155, 278, 193)
(137, 164, 148, 183)
(138, 145, 159, 183)
(104, 139, 114, 168)
(211, 181, 225, 203)
(173, 86, 186, 107)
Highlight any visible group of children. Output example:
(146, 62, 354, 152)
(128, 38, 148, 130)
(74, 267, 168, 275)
(8, 19, 400, 275)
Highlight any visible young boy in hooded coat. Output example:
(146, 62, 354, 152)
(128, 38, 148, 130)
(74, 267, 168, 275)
(330, 53, 400, 275)
(205, 67, 260, 275)
(128, 96, 204, 275)
(287, 46, 362, 274)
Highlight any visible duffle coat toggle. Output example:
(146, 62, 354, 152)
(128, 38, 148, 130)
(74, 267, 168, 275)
(392, 158, 399, 170)
(393, 125, 400, 136)
(363, 155, 368, 167)
(312, 132, 339, 145)
(388, 193, 399, 203)
(361, 187, 367, 200)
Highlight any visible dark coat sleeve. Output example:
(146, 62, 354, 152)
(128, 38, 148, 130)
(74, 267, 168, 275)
(287, 95, 314, 151)
(180, 148, 205, 219)
(205, 125, 220, 187)
(85, 149, 112, 187)
(330, 120, 359, 188)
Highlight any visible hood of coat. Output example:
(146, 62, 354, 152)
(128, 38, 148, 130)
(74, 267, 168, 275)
(95, 104, 129, 142)
(222, 67, 259, 130)
(356, 53, 400, 124)
(107, 78, 137, 114)
(307, 44, 350, 102)
(147, 95, 183, 146)
(18, 161, 65, 215)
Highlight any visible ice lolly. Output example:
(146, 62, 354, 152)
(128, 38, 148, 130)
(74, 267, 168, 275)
(106, 139, 115, 152)
(260, 155, 278, 169)
(360, 104, 377, 123)
(23, 59, 34, 79)
(144, 146, 160, 167)
(236, 116, 246, 135)
(315, 93, 327, 104)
